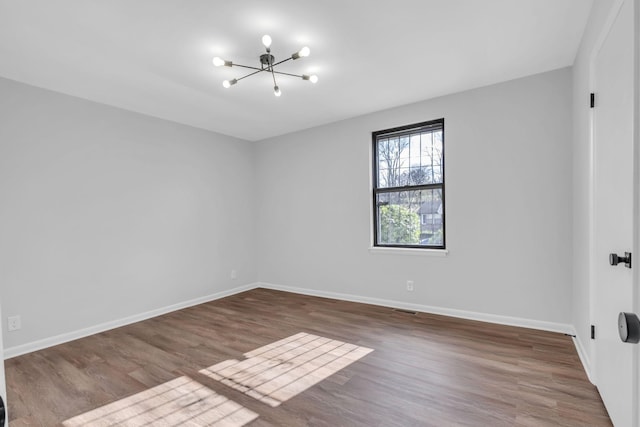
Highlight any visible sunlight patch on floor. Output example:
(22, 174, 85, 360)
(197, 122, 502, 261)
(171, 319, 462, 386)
(62, 376, 258, 427)
(200, 332, 374, 407)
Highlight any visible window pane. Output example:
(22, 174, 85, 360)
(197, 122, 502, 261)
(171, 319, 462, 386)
(376, 188, 443, 246)
(377, 129, 443, 188)
(377, 136, 405, 188)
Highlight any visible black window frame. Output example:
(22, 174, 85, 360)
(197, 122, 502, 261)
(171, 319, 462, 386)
(372, 118, 446, 250)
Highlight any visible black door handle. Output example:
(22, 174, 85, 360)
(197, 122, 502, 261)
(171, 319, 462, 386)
(0, 394, 5, 427)
(619, 312, 640, 343)
(609, 252, 632, 268)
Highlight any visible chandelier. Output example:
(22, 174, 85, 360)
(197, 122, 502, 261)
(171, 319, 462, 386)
(213, 35, 318, 97)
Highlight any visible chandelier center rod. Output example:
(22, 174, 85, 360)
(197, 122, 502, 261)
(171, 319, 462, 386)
(260, 54, 275, 68)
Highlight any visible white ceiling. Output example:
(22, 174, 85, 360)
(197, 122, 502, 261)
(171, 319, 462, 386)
(0, 0, 592, 141)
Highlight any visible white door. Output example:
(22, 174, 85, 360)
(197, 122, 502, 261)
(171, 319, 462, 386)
(592, 0, 638, 426)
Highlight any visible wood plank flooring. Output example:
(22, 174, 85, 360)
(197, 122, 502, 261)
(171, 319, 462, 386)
(200, 332, 374, 408)
(5, 288, 611, 426)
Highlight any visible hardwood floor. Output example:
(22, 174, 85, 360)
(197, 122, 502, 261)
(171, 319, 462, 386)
(6, 288, 611, 426)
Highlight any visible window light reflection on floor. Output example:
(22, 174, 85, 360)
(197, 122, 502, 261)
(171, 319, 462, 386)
(62, 376, 258, 427)
(199, 332, 374, 407)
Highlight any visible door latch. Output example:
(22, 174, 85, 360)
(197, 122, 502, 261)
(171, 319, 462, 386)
(609, 252, 631, 268)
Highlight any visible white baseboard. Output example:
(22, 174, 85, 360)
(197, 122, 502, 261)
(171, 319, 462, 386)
(572, 333, 594, 384)
(256, 282, 574, 334)
(3, 283, 258, 360)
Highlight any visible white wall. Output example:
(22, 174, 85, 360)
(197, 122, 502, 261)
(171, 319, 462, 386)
(255, 68, 573, 327)
(0, 77, 257, 353)
(571, 0, 616, 378)
(0, 66, 576, 356)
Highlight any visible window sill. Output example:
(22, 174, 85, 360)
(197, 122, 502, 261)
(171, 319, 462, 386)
(368, 247, 449, 257)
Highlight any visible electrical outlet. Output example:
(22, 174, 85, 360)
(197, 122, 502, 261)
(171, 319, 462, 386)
(231, 270, 237, 280)
(8, 315, 21, 332)
(406, 280, 414, 292)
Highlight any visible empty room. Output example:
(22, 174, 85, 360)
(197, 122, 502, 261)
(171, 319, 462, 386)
(0, 0, 638, 426)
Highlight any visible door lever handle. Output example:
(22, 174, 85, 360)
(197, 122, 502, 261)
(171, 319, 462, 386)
(609, 252, 632, 268)
(619, 312, 640, 343)
(0, 394, 5, 427)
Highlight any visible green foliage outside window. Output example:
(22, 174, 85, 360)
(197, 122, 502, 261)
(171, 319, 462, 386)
(379, 205, 420, 245)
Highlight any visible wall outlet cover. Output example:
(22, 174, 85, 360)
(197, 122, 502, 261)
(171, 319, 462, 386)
(8, 315, 21, 331)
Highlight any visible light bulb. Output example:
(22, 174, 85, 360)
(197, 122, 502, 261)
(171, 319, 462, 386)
(213, 57, 225, 67)
(302, 74, 319, 83)
(292, 46, 311, 60)
(222, 78, 237, 88)
(299, 46, 310, 57)
(274, 85, 281, 97)
(262, 34, 272, 48)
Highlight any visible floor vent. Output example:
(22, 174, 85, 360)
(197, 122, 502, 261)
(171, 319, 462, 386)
(393, 308, 418, 315)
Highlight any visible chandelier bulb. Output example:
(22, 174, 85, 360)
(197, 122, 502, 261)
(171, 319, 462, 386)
(292, 46, 310, 60)
(303, 74, 319, 83)
(223, 78, 237, 88)
(213, 57, 232, 67)
(262, 35, 272, 48)
(274, 85, 282, 97)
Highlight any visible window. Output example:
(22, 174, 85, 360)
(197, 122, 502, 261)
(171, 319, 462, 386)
(372, 119, 445, 249)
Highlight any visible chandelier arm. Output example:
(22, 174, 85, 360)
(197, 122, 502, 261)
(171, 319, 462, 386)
(270, 57, 293, 68)
(235, 69, 265, 81)
(272, 70, 304, 78)
(267, 56, 278, 88)
(231, 63, 265, 72)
